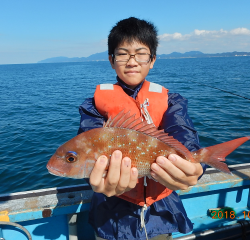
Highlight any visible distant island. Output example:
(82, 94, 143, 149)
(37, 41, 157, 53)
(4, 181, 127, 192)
(38, 51, 250, 63)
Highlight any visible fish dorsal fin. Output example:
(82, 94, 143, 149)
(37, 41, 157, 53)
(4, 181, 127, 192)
(104, 109, 146, 129)
(156, 136, 193, 160)
(104, 110, 193, 160)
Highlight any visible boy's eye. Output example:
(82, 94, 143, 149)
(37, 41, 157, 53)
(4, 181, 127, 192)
(116, 53, 128, 56)
(137, 53, 148, 55)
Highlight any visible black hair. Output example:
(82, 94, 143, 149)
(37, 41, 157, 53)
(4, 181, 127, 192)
(108, 17, 158, 59)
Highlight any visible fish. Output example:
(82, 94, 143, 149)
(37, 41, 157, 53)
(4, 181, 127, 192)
(47, 110, 250, 178)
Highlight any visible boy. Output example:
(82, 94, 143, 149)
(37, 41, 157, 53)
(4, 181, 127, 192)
(78, 17, 206, 240)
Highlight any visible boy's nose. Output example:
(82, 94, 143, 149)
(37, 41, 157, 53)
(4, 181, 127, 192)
(126, 55, 138, 65)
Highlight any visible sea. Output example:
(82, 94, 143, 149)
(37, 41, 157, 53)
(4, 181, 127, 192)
(0, 57, 250, 195)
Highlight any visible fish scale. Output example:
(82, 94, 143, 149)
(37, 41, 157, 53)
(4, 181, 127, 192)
(90, 127, 175, 177)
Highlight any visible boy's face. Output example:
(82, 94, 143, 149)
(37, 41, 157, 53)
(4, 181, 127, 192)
(109, 41, 156, 89)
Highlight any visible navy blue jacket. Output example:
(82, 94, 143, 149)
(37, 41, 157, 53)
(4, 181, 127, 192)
(78, 78, 206, 240)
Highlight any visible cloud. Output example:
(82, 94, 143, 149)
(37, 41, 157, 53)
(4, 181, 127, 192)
(159, 27, 250, 41)
(158, 27, 250, 54)
(230, 28, 250, 35)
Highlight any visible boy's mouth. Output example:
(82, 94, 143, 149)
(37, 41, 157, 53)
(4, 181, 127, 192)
(125, 70, 139, 74)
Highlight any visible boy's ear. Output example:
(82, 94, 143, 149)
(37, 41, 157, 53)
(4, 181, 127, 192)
(109, 55, 115, 69)
(150, 55, 156, 69)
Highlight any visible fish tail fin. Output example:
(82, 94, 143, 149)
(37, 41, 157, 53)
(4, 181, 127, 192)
(192, 136, 250, 174)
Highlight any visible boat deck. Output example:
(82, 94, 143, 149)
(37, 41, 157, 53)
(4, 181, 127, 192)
(1, 163, 250, 239)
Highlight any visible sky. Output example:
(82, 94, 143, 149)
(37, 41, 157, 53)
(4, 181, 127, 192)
(1, 0, 250, 64)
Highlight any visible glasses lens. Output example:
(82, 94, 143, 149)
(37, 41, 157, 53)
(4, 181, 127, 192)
(135, 53, 150, 62)
(115, 54, 129, 62)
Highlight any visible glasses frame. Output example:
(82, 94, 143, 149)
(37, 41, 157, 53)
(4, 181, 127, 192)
(113, 53, 153, 63)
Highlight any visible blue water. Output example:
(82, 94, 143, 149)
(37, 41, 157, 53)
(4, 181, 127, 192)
(0, 57, 250, 195)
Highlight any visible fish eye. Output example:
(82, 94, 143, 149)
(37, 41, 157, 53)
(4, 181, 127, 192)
(66, 151, 77, 163)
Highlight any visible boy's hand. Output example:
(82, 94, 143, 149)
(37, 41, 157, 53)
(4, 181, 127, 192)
(150, 154, 203, 190)
(89, 150, 138, 197)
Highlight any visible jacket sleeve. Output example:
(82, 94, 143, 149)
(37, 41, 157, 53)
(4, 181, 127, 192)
(162, 93, 207, 176)
(77, 98, 106, 185)
(77, 97, 105, 135)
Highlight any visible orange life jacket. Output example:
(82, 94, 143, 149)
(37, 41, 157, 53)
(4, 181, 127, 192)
(94, 80, 173, 206)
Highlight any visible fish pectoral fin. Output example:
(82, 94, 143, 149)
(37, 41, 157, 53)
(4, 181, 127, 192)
(147, 174, 158, 182)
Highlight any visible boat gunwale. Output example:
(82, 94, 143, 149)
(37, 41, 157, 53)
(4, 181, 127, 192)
(0, 184, 92, 202)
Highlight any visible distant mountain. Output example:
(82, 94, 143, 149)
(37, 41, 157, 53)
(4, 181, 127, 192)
(38, 51, 109, 63)
(38, 51, 250, 63)
(157, 51, 250, 59)
(159, 51, 205, 58)
(37, 56, 85, 63)
(86, 51, 108, 61)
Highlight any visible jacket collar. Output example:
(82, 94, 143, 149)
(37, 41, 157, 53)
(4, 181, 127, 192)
(116, 76, 144, 99)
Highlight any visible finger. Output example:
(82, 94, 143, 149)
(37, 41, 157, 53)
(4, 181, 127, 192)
(104, 150, 122, 193)
(117, 167, 138, 195)
(128, 167, 138, 189)
(89, 155, 108, 191)
(155, 155, 187, 180)
(167, 154, 201, 176)
(116, 157, 131, 194)
(150, 163, 188, 190)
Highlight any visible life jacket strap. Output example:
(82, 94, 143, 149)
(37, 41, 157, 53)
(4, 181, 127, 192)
(140, 98, 154, 124)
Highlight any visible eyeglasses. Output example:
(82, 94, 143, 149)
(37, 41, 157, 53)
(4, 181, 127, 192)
(114, 53, 152, 63)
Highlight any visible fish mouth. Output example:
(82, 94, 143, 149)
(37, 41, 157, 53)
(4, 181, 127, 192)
(47, 165, 66, 177)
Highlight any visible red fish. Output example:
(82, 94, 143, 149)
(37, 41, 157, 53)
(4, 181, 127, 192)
(47, 111, 250, 178)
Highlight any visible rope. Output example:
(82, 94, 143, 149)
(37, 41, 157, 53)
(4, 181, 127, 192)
(0, 221, 32, 240)
(140, 204, 148, 240)
(144, 176, 147, 187)
(188, 79, 250, 101)
(140, 177, 149, 240)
